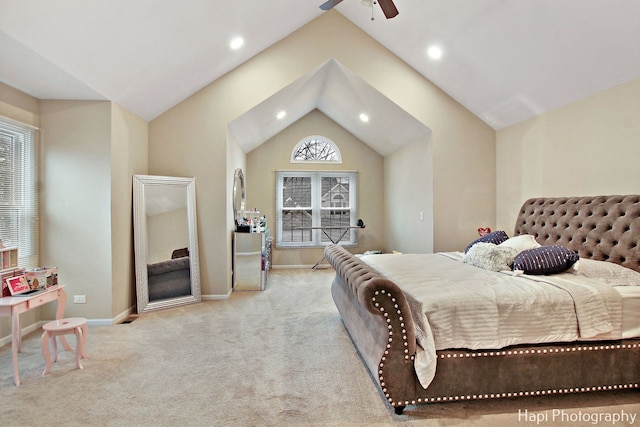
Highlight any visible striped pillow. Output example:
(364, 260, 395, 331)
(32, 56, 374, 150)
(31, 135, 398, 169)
(512, 245, 579, 275)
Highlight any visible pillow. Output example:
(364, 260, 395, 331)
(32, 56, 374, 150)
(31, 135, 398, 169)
(463, 242, 518, 272)
(464, 230, 509, 253)
(512, 245, 579, 275)
(574, 258, 640, 286)
(498, 234, 541, 253)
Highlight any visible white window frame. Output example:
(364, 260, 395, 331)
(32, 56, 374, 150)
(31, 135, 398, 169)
(0, 116, 39, 269)
(276, 171, 357, 248)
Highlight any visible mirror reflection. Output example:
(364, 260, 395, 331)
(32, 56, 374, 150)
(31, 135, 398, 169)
(133, 174, 201, 313)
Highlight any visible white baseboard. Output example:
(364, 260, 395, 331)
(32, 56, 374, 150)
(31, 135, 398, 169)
(0, 306, 136, 346)
(202, 290, 231, 300)
(0, 321, 45, 348)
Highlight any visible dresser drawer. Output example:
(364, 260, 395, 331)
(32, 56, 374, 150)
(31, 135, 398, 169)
(27, 289, 58, 309)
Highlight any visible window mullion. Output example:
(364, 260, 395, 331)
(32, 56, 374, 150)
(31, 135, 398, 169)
(312, 173, 322, 244)
(348, 174, 356, 244)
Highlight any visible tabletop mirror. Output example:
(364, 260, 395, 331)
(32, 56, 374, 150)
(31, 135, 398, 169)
(133, 174, 201, 313)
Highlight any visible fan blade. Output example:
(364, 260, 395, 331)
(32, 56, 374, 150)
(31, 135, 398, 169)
(377, 0, 399, 18)
(320, 0, 344, 11)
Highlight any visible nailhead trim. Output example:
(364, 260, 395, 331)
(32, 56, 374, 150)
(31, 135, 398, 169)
(373, 289, 415, 399)
(437, 342, 640, 359)
(387, 383, 640, 407)
(385, 383, 640, 406)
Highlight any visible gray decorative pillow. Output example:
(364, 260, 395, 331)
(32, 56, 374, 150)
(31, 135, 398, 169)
(463, 242, 518, 272)
(464, 230, 509, 253)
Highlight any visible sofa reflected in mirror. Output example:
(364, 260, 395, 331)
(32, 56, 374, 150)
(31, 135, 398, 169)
(147, 247, 191, 301)
(133, 175, 201, 313)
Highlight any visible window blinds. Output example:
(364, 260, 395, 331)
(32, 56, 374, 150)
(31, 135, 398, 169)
(0, 116, 38, 269)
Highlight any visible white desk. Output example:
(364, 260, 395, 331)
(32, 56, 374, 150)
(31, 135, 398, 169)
(0, 285, 67, 386)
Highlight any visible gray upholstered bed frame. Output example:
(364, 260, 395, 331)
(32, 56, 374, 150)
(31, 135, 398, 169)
(326, 195, 640, 415)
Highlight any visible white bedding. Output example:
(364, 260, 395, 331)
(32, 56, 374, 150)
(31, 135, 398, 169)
(359, 252, 638, 389)
(619, 286, 640, 338)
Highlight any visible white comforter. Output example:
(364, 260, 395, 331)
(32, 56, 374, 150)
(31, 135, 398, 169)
(359, 252, 623, 389)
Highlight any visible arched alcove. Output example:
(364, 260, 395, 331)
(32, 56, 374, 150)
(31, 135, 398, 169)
(227, 58, 433, 256)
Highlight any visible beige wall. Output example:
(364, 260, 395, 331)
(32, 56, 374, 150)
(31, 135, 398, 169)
(39, 100, 114, 320)
(496, 78, 640, 232)
(385, 135, 434, 253)
(110, 103, 148, 318)
(150, 12, 495, 296)
(38, 101, 147, 322)
(246, 109, 384, 266)
(0, 82, 40, 127)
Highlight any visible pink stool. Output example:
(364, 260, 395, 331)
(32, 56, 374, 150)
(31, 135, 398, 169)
(40, 317, 88, 376)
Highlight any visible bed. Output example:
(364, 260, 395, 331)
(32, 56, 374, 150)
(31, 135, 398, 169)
(325, 195, 640, 415)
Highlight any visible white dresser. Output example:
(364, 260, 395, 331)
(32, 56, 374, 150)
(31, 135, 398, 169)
(233, 230, 271, 291)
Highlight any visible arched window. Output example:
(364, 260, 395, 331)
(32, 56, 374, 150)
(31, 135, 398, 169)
(290, 135, 342, 163)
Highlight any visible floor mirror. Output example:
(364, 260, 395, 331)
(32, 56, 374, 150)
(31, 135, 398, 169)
(133, 174, 201, 313)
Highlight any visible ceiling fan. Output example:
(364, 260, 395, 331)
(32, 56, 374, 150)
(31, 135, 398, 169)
(320, 0, 399, 19)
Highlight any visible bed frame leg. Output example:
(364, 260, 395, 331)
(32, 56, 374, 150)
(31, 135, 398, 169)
(394, 405, 405, 415)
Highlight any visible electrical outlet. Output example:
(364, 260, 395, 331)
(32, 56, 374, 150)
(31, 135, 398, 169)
(73, 295, 87, 304)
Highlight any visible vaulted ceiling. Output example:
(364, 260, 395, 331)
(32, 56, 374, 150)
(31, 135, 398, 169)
(2, 0, 639, 148)
(227, 58, 431, 155)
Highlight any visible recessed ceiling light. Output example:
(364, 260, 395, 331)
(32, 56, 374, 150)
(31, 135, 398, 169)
(359, 113, 369, 122)
(427, 46, 443, 60)
(230, 37, 244, 50)
(276, 110, 286, 120)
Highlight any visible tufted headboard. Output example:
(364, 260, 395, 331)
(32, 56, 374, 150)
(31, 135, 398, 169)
(514, 195, 640, 273)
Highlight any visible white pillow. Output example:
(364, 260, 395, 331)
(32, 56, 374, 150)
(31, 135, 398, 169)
(463, 242, 518, 272)
(498, 234, 541, 253)
(574, 258, 640, 286)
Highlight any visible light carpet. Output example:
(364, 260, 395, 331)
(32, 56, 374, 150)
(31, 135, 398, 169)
(0, 268, 638, 426)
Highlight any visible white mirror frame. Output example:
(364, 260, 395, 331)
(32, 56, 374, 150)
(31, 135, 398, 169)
(133, 174, 201, 313)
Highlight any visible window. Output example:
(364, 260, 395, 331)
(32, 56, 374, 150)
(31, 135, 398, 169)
(276, 171, 357, 247)
(0, 116, 38, 268)
(290, 136, 342, 163)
